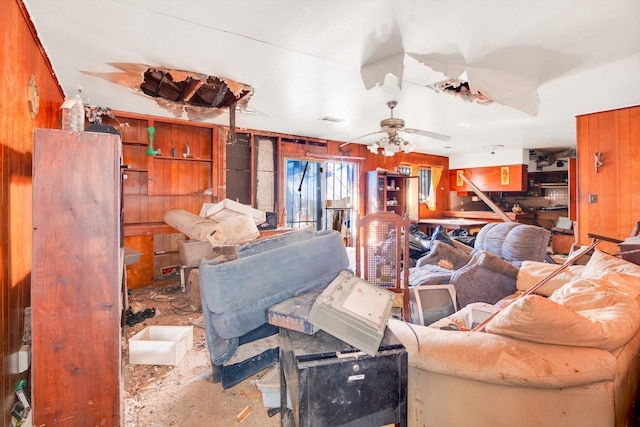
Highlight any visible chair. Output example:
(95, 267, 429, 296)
(355, 211, 411, 321)
(413, 222, 551, 308)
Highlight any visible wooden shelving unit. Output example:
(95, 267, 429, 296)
(366, 170, 418, 219)
(111, 113, 218, 288)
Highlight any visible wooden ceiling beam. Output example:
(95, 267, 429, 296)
(181, 79, 204, 102)
(211, 83, 229, 108)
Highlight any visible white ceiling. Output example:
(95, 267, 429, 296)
(24, 0, 640, 157)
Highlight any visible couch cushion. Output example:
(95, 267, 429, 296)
(516, 261, 585, 296)
(486, 279, 640, 351)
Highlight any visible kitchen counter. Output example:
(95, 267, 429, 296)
(443, 210, 534, 224)
(533, 209, 569, 229)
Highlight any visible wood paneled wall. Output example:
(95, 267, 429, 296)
(576, 105, 640, 253)
(1, 1, 65, 424)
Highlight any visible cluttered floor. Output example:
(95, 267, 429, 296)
(123, 283, 280, 427)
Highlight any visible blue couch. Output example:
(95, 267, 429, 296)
(199, 228, 349, 387)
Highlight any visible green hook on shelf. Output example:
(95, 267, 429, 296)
(146, 126, 158, 156)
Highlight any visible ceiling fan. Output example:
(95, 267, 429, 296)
(340, 100, 451, 155)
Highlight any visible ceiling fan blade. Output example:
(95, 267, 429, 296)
(403, 127, 451, 142)
(339, 131, 384, 147)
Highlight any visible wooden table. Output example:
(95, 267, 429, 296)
(417, 218, 488, 235)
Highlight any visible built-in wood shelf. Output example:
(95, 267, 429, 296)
(151, 156, 213, 162)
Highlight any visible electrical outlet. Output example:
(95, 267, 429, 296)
(589, 194, 597, 203)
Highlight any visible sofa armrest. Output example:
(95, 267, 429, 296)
(388, 318, 617, 389)
(416, 240, 472, 269)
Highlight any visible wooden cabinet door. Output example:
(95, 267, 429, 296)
(576, 106, 640, 252)
(32, 129, 122, 426)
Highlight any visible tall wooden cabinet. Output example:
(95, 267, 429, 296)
(32, 129, 122, 426)
(366, 170, 418, 220)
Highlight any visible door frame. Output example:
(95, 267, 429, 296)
(282, 155, 360, 244)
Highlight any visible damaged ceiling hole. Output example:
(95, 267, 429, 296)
(138, 67, 255, 141)
(81, 63, 254, 140)
(140, 68, 251, 109)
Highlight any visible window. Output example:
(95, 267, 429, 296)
(398, 165, 412, 175)
(419, 167, 432, 202)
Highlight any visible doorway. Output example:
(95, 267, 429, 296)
(284, 158, 357, 243)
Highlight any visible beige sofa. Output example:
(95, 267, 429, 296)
(389, 250, 640, 427)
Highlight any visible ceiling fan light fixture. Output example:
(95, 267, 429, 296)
(402, 139, 416, 154)
(383, 145, 399, 156)
(368, 141, 380, 154)
(372, 132, 415, 156)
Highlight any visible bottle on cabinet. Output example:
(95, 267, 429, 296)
(60, 91, 85, 132)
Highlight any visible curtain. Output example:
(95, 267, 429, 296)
(426, 166, 443, 211)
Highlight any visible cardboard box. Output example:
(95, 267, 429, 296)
(183, 268, 201, 311)
(255, 365, 291, 409)
(552, 234, 575, 254)
(129, 325, 193, 366)
(124, 247, 142, 265)
(180, 265, 197, 290)
(178, 239, 215, 266)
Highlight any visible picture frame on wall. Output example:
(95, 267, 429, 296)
(501, 166, 510, 185)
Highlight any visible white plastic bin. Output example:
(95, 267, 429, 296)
(129, 325, 193, 365)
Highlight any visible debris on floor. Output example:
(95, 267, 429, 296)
(123, 283, 279, 427)
(125, 307, 156, 327)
